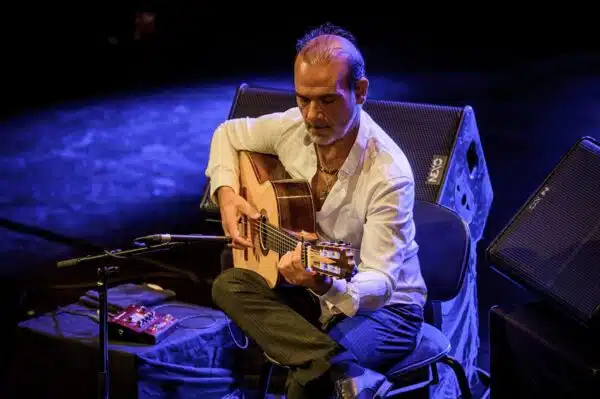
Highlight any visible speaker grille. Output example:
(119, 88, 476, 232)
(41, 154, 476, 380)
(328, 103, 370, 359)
(228, 85, 297, 119)
(227, 85, 464, 202)
(490, 138, 600, 324)
(363, 100, 463, 202)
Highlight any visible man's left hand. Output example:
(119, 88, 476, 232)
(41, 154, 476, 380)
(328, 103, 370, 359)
(278, 243, 332, 293)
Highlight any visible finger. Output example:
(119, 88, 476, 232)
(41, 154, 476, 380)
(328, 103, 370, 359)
(283, 276, 296, 285)
(278, 255, 297, 282)
(226, 239, 247, 250)
(223, 205, 240, 238)
(233, 235, 253, 249)
(299, 230, 319, 241)
(220, 208, 230, 236)
(277, 252, 291, 270)
(292, 243, 303, 267)
(223, 207, 253, 248)
(238, 199, 261, 219)
(227, 236, 251, 249)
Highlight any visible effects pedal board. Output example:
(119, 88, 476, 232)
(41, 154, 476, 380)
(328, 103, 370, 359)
(108, 304, 179, 344)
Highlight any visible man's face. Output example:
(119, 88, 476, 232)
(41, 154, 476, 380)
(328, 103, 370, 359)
(294, 58, 366, 146)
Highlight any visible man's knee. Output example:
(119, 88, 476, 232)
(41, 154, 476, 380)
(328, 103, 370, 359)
(211, 267, 262, 306)
(326, 307, 422, 370)
(212, 268, 239, 305)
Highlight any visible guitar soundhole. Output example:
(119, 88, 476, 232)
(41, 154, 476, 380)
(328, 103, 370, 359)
(258, 214, 269, 256)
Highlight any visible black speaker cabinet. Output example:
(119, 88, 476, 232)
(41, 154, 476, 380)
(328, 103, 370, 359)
(487, 136, 600, 328)
(490, 302, 600, 398)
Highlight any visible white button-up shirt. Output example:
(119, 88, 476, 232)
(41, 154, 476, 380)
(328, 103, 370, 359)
(205, 106, 427, 324)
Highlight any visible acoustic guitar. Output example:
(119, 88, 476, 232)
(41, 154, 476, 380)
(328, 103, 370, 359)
(233, 150, 358, 288)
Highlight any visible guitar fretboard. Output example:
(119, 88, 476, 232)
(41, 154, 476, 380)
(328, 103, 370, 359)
(252, 219, 307, 265)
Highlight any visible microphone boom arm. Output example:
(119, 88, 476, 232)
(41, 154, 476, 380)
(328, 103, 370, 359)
(133, 234, 232, 245)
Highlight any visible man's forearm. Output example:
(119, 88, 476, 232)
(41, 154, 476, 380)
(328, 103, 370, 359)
(205, 122, 241, 203)
(216, 185, 236, 203)
(311, 271, 393, 317)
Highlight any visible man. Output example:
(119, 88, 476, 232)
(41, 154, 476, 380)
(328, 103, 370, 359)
(206, 22, 427, 399)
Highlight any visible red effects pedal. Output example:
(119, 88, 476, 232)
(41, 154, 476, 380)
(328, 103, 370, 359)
(108, 304, 178, 344)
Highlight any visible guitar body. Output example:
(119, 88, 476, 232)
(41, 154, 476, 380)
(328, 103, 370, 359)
(233, 151, 317, 288)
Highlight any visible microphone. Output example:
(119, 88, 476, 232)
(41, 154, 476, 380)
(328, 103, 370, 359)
(134, 234, 232, 245)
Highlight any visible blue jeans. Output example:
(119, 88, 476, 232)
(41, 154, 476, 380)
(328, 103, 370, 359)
(212, 267, 424, 399)
(327, 303, 423, 371)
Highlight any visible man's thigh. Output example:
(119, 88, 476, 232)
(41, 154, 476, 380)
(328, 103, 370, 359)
(327, 304, 424, 372)
(274, 285, 322, 327)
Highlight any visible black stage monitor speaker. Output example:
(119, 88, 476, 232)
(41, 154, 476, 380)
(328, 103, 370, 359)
(489, 302, 600, 398)
(200, 83, 493, 241)
(487, 136, 600, 328)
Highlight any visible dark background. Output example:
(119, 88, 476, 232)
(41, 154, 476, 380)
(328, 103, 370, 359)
(1, 5, 599, 382)
(4, 7, 599, 115)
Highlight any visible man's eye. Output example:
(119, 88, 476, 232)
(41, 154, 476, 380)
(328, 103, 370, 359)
(322, 97, 335, 104)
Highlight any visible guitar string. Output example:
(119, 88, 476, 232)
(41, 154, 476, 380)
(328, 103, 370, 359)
(242, 219, 348, 271)
(249, 223, 337, 275)
(248, 219, 317, 256)
(249, 222, 355, 277)
(249, 219, 302, 249)
(248, 218, 339, 257)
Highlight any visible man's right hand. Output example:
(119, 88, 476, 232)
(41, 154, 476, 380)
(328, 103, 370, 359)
(217, 186, 260, 249)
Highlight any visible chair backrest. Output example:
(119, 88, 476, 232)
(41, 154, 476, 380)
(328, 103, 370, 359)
(413, 200, 471, 302)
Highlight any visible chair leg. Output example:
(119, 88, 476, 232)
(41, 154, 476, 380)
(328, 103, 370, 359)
(258, 361, 275, 399)
(438, 356, 473, 399)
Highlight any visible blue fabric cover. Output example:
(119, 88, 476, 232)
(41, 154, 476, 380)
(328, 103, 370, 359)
(15, 298, 245, 398)
(78, 282, 177, 312)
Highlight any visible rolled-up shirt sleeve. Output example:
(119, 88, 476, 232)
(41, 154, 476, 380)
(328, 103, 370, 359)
(204, 111, 287, 203)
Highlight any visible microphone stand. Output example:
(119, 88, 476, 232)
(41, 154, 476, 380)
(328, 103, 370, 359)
(0, 218, 225, 398)
(56, 242, 183, 399)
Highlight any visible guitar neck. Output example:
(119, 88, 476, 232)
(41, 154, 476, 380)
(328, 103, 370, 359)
(250, 219, 307, 263)
(247, 218, 357, 281)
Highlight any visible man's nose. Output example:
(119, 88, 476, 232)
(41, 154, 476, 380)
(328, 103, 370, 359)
(306, 101, 322, 122)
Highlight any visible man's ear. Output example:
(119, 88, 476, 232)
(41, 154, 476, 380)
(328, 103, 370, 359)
(355, 77, 369, 105)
